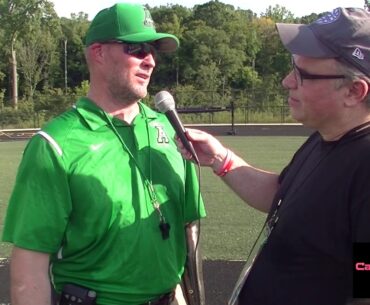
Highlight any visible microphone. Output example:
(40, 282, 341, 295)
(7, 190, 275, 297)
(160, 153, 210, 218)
(154, 91, 199, 164)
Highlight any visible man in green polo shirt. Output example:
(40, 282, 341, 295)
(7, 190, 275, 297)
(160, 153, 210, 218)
(2, 3, 205, 305)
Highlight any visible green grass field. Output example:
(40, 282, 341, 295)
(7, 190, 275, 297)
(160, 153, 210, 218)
(0, 136, 306, 260)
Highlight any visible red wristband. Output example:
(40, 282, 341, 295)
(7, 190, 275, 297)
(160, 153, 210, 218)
(214, 150, 234, 177)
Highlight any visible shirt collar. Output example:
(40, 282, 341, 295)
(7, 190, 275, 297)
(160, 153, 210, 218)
(75, 97, 159, 130)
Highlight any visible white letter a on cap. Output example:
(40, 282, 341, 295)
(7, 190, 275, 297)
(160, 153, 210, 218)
(353, 48, 365, 60)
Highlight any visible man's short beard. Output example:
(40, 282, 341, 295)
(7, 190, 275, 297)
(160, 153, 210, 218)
(108, 82, 147, 106)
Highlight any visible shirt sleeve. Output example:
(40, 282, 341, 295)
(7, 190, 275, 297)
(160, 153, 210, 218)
(2, 134, 72, 253)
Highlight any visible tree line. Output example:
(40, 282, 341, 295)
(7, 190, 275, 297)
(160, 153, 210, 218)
(0, 0, 369, 127)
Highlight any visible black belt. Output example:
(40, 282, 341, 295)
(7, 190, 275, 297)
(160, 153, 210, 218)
(52, 287, 175, 305)
(140, 291, 175, 305)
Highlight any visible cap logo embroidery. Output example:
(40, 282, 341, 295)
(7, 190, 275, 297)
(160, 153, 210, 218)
(352, 48, 365, 60)
(143, 8, 155, 28)
(315, 8, 341, 25)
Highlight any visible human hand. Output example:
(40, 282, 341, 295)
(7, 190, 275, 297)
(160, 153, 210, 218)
(176, 128, 228, 169)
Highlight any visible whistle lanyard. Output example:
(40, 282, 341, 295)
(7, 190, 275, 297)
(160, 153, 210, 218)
(104, 108, 171, 240)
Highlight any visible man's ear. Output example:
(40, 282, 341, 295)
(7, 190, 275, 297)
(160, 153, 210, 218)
(88, 43, 105, 63)
(345, 79, 369, 107)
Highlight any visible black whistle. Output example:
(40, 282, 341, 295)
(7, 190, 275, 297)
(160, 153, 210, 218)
(159, 222, 171, 240)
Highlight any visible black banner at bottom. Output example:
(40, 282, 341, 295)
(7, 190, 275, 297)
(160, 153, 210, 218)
(353, 243, 370, 299)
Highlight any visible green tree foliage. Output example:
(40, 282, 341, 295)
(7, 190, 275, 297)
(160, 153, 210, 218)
(149, 5, 191, 92)
(59, 13, 90, 89)
(17, 23, 61, 98)
(0, 0, 327, 127)
(182, 1, 261, 96)
(299, 13, 320, 24)
(193, 0, 236, 28)
(0, 0, 59, 108)
(0, 27, 6, 102)
(261, 4, 295, 22)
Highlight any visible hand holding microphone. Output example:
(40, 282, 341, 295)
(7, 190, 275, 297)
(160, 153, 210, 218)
(154, 91, 200, 164)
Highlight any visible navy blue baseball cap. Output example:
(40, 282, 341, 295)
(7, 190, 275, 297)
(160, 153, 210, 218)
(276, 8, 370, 76)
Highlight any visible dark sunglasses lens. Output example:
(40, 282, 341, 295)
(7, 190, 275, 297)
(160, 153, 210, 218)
(126, 44, 155, 59)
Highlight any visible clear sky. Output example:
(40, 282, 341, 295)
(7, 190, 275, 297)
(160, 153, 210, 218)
(51, 0, 365, 20)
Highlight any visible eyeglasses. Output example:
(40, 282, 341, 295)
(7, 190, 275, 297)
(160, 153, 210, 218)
(103, 41, 157, 59)
(123, 43, 157, 59)
(291, 57, 346, 85)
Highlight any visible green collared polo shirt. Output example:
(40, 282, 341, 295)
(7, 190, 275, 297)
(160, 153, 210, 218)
(2, 97, 205, 305)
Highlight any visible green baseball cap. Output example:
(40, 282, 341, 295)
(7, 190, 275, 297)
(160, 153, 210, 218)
(85, 3, 179, 52)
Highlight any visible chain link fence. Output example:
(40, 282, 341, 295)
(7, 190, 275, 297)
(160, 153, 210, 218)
(0, 89, 292, 129)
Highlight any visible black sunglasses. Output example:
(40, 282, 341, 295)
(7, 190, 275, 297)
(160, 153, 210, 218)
(123, 43, 157, 59)
(291, 57, 346, 85)
(103, 41, 157, 59)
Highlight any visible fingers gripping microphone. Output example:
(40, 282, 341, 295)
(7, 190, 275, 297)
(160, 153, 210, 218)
(154, 91, 199, 164)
